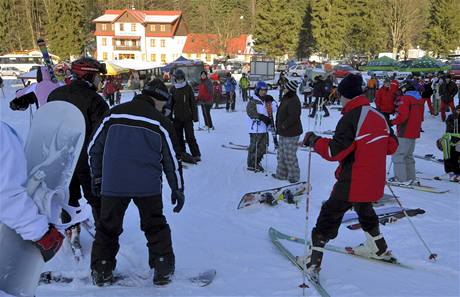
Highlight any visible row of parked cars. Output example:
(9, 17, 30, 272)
(286, 63, 359, 78)
(0, 66, 24, 77)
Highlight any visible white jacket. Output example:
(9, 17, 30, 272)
(0, 122, 48, 241)
(247, 97, 278, 133)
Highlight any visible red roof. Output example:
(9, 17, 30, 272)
(104, 9, 181, 16)
(182, 34, 220, 54)
(226, 34, 248, 54)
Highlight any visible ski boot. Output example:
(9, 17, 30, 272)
(65, 224, 82, 261)
(153, 254, 175, 286)
(91, 260, 114, 286)
(261, 192, 278, 206)
(353, 228, 392, 260)
(296, 232, 328, 282)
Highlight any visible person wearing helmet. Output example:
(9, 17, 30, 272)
(47, 57, 109, 256)
(88, 78, 184, 286)
(224, 72, 237, 111)
(246, 81, 277, 172)
(170, 69, 201, 163)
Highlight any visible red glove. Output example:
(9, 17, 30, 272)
(34, 226, 64, 262)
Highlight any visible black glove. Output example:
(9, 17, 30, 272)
(259, 114, 272, 126)
(34, 225, 64, 262)
(171, 189, 185, 213)
(302, 132, 320, 147)
(91, 177, 102, 197)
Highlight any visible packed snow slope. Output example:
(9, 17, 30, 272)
(1, 78, 459, 297)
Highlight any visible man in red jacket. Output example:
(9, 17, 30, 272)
(390, 82, 423, 183)
(375, 78, 395, 124)
(301, 74, 399, 279)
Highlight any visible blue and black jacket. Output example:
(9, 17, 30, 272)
(88, 94, 184, 197)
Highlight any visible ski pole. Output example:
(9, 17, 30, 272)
(300, 146, 313, 293)
(387, 161, 393, 176)
(386, 182, 437, 261)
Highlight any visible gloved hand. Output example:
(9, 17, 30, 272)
(171, 189, 185, 213)
(34, 225, 64, 262)
(302, 132, 320, 147)
(91, 177, 102, 197)
(259, 114, 272, 126)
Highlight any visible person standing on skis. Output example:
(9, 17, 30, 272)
(47, 57, 109, 255)
(301, 74, 398, 278)
(246, 81, 277, 172)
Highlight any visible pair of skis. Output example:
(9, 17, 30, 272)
(345, 208, 425, 230)
(386, 181, 449, 194)
(222, 142, 277, 155)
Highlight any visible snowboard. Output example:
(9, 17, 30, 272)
(39, 269, 216, 287)
(237, 182, 308, 209)
(0, 101, 85, 297)
(341, 205, 407, 224)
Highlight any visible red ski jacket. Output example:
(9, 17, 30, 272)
(375, 86, 395, 113)
(390, 79, 399, 95)
(314, 95, 398, 202)
(391, 91, 423, 139)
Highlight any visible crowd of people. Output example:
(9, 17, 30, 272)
(1, 53, 460, 295)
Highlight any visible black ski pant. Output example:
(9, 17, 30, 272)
(309, 97, 330, 117)
(445, 145, 460, 174)
(312, 193, 379, 241)
(241, 88, 249, 102)
(91, 195, 173, 271)
(62, 155, 101, 224)
(226, 91, 235, 111)
(106, 94, 114, 106)
(174, 119, 201, 157)
(201, 103, 213, 128)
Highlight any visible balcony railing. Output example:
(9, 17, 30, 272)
(113, 45, 141, 51)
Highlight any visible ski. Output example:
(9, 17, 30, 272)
(414, 154, 443, 164)
(269, 227, 411, 269)
(222, 144, 276, 155)
(346, 208, 426, 230)
(268, 228, 331, 297)
(36, 38, 57, 83)
(341, 206, 408, 224)
(238, 182, 308, 209)
(387, 181, 449, 194)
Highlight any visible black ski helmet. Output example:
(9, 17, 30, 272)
(173, 69, 186, 81)
(142, 78, 171, 101)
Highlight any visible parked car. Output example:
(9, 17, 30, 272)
(333, 64, 359, 78)
(287, 64, 308, 77)
(0, 66, 23, 77)
(448, 64, 460, 79)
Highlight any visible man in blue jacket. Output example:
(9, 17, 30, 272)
(88, 79, 184, 287)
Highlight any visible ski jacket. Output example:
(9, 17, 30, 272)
(299, 78, 313, 94)
(88, 94, 184, 197)
(375, 86, 395, 113)
(197, 78, 213, 104)
(390, 79, 399, 96)
(239, 76, 250, 89)
(277, 76, 288, 90)
(170, 83, 198, 122)
(391, 91, 423, 139)
(276, 92, 303, 137)
(313, 95, 398, 202)
(313, 79, 326, 98)
(0, 122, 48, 241)
(246, 95, 277, 134)
(421, 81, 433, 99)
(224, 77, 237, 94)
(439, 81, 458, 103)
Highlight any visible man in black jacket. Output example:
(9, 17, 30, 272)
(47, 57, 109, 256)
(170, 69, 201, 163)
(88, 79, 184, 286)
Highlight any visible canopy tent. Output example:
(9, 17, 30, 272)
(18, 69, 38, 80)
(161, 56, 190, 72)
(105, 61, 129, 76)
(362, 56, 398, 71)
(109, 60, 161, 71)
(397, 56, 449, 73)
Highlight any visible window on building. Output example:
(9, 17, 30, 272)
(120, 40, 126, 46)
(111, 24, 114, 30)
(160, 25, 166, 32)
(131, 23, 136, 32)
(102, 23, 107, 31)
(102, 52, 108, 60)
(102, 38, 107, 46)
(120, 23, 124, 31)
(151, 54, 157, 62)
(161, 54, 166, 63)
(150, 39, 156, 47)
(160, 39, 166, 47)
(150, 24, 156, 31)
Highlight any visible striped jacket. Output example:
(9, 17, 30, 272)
(88, 94, 183, 197)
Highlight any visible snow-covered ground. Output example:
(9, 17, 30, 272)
(1, 78, 459, 297)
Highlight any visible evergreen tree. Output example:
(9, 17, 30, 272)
(46, 0, 87, 59)
(296, 0, 315, 59)
(421, 0, 460, 57)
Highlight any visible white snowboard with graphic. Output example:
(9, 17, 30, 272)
(0, 101, 85, 297)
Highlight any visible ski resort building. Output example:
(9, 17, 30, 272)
(93, 9, 188, 64)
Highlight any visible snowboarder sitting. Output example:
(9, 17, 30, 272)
(301, 74, 399, 278)
(437, 104, 460, 182)
(0, 122, 64, 297)
(246, 81, 277, 172)
(88, 79, 184, 286)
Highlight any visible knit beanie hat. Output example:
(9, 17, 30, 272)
(337, 74, 363, 99)
(285, 80, 299, 92)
